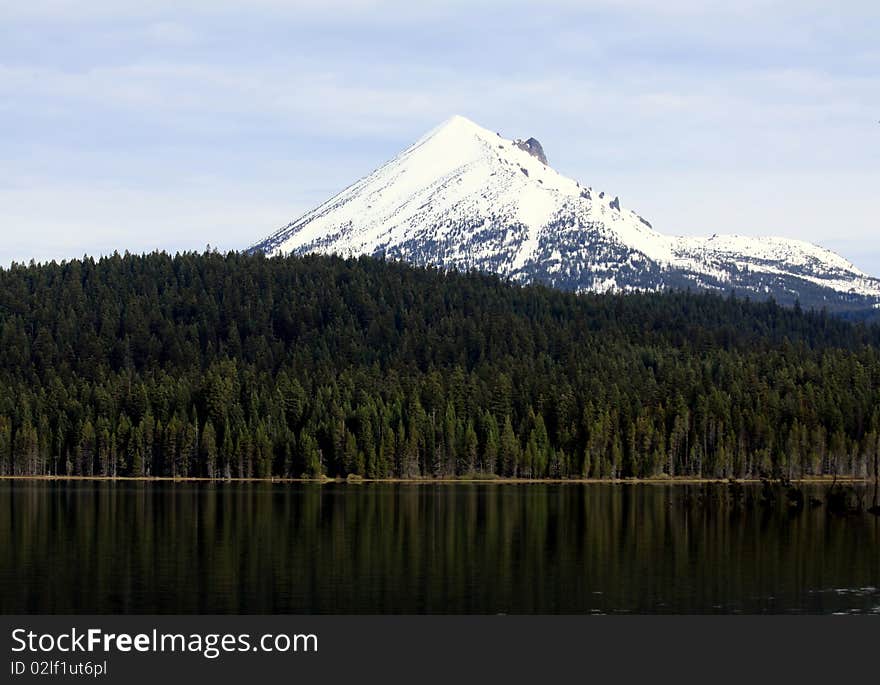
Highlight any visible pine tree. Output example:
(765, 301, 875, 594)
(200, 420, 218, 479)
(481, 412, 499, 475)
(77, 421, 96, 476)
(462, 420, 478, 476)
(300, 430, 323, 479)
(499, 416, 519, 477)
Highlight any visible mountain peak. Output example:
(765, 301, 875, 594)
(414, 114, 497, 147)
(440, 113, 478, 128)
(250, 117, 880, 312)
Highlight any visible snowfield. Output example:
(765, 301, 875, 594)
(252, 115, 880, 306)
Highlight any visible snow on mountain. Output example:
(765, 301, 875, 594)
(251, 115, 880, 310)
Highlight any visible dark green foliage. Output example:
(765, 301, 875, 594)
(0, 250, 878, 479)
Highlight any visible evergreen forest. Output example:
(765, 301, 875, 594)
(1, 251, 879, 480)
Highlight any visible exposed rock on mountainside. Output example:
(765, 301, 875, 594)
(514, 137, 549, 165)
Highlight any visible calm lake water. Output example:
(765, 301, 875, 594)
(1, 481, 878, 614)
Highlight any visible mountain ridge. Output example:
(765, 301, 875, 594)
(251, 115, 880, 313)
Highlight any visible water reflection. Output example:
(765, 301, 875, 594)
(0, 481, 878, 614)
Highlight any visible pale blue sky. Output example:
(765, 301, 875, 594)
(2, 1, 879, 274)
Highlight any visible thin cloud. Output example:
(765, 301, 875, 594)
(1, 1, 878, 272)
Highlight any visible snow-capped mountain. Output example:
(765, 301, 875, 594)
(251, 115, 880, 313)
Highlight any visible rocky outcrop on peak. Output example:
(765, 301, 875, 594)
(514, 137, 549, 165)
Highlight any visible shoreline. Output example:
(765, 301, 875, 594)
(0, 475, 873, 485)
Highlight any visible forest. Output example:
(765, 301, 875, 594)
(0, 250, 879, 480)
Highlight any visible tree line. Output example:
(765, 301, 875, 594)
(0, 250, 879, 479)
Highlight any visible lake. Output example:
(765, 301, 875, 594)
(1, 480, 878, 614)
